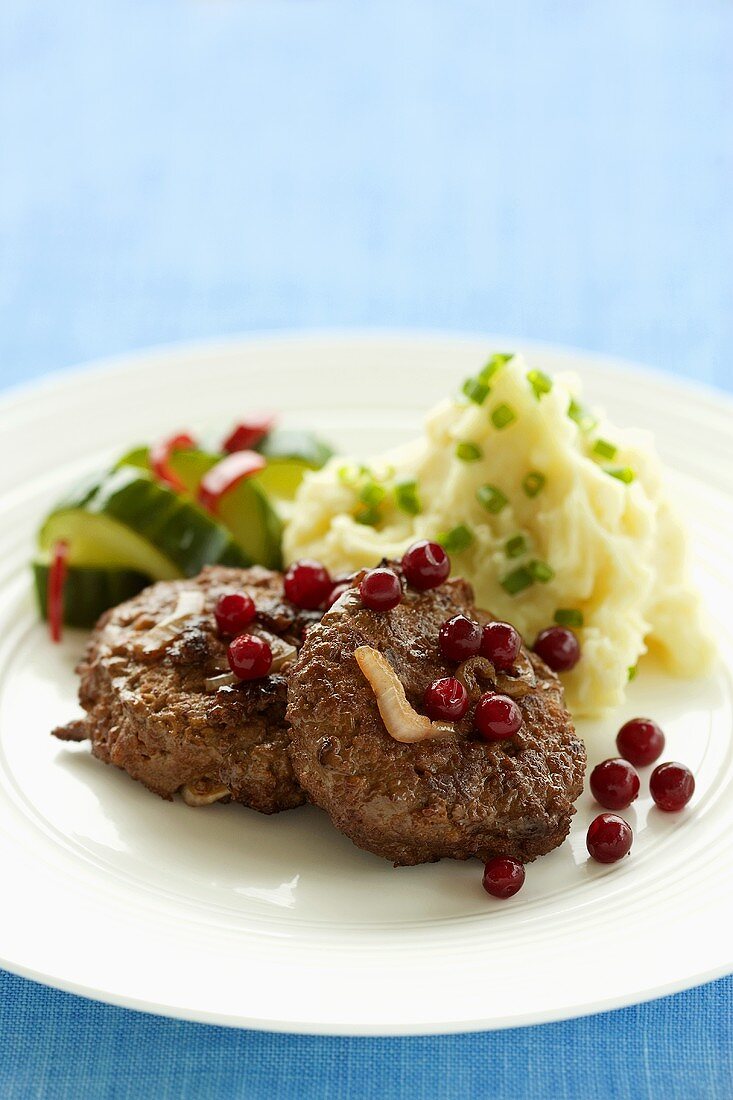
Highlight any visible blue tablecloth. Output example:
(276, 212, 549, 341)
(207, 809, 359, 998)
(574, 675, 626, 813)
(1, 2, 731, 1096)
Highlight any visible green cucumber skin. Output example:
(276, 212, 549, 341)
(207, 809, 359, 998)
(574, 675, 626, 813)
(118, 448, 283, 569)
(40, 466, 250, 576)
(33, 563, 150, 628)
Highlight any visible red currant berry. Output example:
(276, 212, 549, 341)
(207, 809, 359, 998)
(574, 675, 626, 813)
(439, 615, 482, 662)
(214, 591, 256, 636)
(481, 621, 521, 671)
(359, 568, 402, 612)
(284, 560, 332, 609)
(482, 857, 525, 899)
(227, 633, 273, 680)
(586, 813, 633, 863)
(424, 677, 469, 721)
(616, 718, 665, 767)
(401, 540, 450, 590)
(589, 758, 640, 810)
(650, 762, 695, 812)
(533, 626, 581, 672)
(474, 692, 523, 740)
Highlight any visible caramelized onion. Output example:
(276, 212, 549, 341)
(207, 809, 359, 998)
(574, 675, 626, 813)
(205, 672, 239, 691)
(354, 646, 455, 743)
(455, 656, 496, 701)
(455, 650, 536, 700)
(269, 638, 297, 673)
(180, 779, 229, 806)
(496, 649, 537, 698)
(137, 590, 205, 655)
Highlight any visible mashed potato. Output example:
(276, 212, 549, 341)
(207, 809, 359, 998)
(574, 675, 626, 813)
(285, 353, 714, 715)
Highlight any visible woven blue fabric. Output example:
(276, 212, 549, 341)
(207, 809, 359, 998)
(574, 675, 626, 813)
(1, 2, 732, 1096)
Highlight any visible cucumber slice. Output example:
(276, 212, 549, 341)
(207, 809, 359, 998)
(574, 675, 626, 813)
(254, 460, 312, 505)
(216, 479, 283, 570)
(254, 430, 333, 512)
(118, 448, 283, 569)
(38, 466, 250, 579)
(256, 429, 333, 469)
(33, 562, 149, 628)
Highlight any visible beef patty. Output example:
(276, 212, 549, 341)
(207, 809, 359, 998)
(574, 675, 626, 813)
(286, 569, 586, 864)
(54, 565, 319, 813)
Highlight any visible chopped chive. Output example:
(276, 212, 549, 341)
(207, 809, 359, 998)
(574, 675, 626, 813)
(456, 441, 483, 462)
(394, 479, 422, 516)
(462, 377, 490, 405)
(439, 524, 474, 553)
(527, 369, 553, 400)
(500, 566, 534, 596)
(529, 559, 555, 583)
(592, 438, 618, 461)
(607, 466, 636, 484)
(359, 482, 386, 507)
(491, 403, 517, 429)
(476, 484, 508, 514)
(354, 505, 381, 526)
(522, 471, 546, 498)
(339, 463, 369, 486)
(478, 352, 513, 384)
(505, 534, 528, 559)
(554, 608, 584, 628)
(568, 398, 597, 433)
(628, 665, 638, 682)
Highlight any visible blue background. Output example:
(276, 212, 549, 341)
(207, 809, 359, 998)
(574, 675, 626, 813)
(1, 1, 732, 1097)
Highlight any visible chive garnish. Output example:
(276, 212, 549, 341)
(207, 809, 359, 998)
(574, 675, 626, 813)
(339, 463, 369, 487)
(456, 441, 483, 462)
(462, 377, 490, 406)
(554, 608, 584, 628)
(522, 471, 546, 498)
(568, 398, 597, 433)
(529, 559, 555, 583)
(440, 524, 474, 553)
(527, 369, 553, 400)
(500, 566, 534, 596)
(607, 466, 636, 484)
(477, 484, 508, 514)
(628, 665, 638, 682)
(478, 352, 513, 384)
(395, 479, 421, 516)
(359, 482, 386, 507)
(505, 535, 528, 559)
(354, 505, 381, 526)
(491, 403, 517, 429)
(592, 439, 618, 461)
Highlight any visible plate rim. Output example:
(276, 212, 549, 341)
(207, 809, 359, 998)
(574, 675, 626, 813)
(4, 953, 732, 1036)
(3, 326, 732, 417)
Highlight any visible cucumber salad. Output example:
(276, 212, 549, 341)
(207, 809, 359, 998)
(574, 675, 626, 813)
(34, 415, 333, 639)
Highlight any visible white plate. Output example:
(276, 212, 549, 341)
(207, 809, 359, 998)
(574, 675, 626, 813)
(0, 332, 731, 1035)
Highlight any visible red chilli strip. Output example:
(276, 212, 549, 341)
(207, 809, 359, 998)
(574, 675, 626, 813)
(150, 432, 198, 493)
(223, 415, 276, 454)
(48, 541, 69, 643)
(198, 450, 266, 512)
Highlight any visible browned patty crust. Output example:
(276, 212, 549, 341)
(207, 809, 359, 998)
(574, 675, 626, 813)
(286, 571, 586, 865)
(55, 566, 320, 813)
